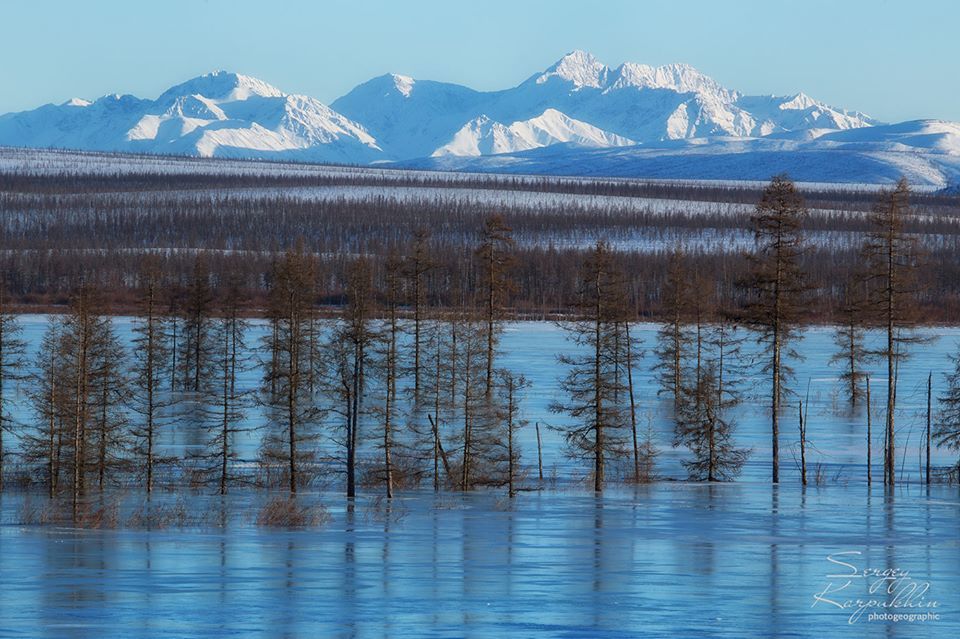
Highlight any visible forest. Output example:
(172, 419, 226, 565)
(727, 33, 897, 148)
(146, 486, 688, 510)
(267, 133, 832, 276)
(2, 152, 960, 319)
(2, 154, 960, 525)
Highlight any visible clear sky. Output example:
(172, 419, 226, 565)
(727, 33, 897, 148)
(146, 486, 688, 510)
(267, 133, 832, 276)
(1, 0, 957, 122)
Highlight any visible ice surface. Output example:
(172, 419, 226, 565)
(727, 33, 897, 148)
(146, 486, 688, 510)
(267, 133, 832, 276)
(2, 321, 960, 636)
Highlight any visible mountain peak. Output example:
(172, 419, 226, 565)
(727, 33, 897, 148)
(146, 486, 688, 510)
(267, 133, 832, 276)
(536, 50, 609, 88)
(62, 97, 92, 108)
(157, 70, 284, 104)
(391, 74, 415, 97)
(609, 62, 734, 99)
(779, 92, 819, 111)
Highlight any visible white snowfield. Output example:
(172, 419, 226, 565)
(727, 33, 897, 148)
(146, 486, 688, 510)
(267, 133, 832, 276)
(1, 51, 958, 187)
(431, 110, 635, 157)
(0, 147, 943, 194)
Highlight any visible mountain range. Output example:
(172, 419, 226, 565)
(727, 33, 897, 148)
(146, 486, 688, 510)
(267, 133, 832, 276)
(2, 51, 959, 186)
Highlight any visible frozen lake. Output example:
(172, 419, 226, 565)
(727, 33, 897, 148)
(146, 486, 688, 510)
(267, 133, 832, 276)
(1, 319, 959, 636)
(0, 485, 957, 637)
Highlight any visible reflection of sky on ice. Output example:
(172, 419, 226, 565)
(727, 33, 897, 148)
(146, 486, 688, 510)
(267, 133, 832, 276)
(2, 319, 959, 637)
(0, 486, 956, 637)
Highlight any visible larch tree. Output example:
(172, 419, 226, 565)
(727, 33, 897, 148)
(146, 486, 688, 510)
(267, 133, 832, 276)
(551, 241, 630, 492)
(741, 175, 810, 484)
(475, 215, 516, 399)
(419, 315, 453, 491)
(89, 318, 128, 491)
(860, 178, 923, 486)
(334, 256, 379, 499)
(379, 252, 403, 498)
(196, 277, 251, 494)
(830, 280, 870, 407)
(495, 369, 530, 498)
(623, 320, 647, 483)
(405, 228, 435, 401)
(263, 245, 321, 495)
(674, 362, 750, 481)
(164, 282, 184, 392)
(181, 254, 215, 393)
(455, 315, 489, 490)
(654, 248, 693, 410)
(935, 344, 960, 477)
(0, 282, 26, 492)
(129, 258, 174, 493)
(56, 284, 119, 516)
(29, 321, 68, 497)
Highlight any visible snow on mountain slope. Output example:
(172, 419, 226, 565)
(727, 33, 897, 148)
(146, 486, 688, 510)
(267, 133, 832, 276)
(405, 122, 960, 187)
(334, 50, 882, 159)
(432, 109, 634, 157)
(0, 93, 151, 152)
(155, 71, 284, 104)
(607, 62, 738, 100)
(0, 71, 383, 163)
(816, 119, 960, 153)
(331, 74, 485, 160)
(507, 52, 878, 142)
(1, 52, 957, 183)
(530, 50, 610, 89)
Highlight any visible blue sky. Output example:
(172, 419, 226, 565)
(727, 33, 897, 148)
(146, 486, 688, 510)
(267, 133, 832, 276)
(1, 0, 957, 122)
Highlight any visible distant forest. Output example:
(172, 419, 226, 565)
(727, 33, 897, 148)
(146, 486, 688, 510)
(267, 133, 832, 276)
(2, 164, 960, 321)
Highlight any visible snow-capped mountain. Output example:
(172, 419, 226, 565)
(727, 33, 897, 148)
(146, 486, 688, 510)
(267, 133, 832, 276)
(0, 71, 384, 163)
(333, 50, 878, 159)
(432, 109, 634, 157)
(406, 119, 960, 187)
(1, 51, 958, 184)
(328, 73, 484, 160)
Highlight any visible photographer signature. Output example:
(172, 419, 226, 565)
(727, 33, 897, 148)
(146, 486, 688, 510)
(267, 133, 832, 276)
(811, 551, 940, 624)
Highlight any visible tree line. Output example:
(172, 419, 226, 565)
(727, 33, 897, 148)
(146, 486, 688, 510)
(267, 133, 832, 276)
(3, 166, 960, 321)
(2, 176, 960, 517)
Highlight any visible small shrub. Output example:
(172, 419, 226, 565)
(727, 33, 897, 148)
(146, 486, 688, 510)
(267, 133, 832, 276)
(256, 496, 330, 528)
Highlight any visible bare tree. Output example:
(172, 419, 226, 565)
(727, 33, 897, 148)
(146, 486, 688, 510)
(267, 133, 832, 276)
(52, 284, 119, 516)
(496, 370, 530, 498)
(28, 321, 68, 497)
(419, 318, 452, 491)
(741, 175, 810, 483)
(623, 321, 646, 483)
(455, 315, 489, 490)
(0, 282, 25, 491)
(551, 241, 630, 492)
(262, 245, 321, 495)
(89, 319, 128, 490)
(405, 228, 435, 400)
(476, 215, 515, 399)
(674, 362, 750, 481)
(194, 279, 251, 494)
(830, 280, 869, 407)
(654, 249, 693, 410)
(129, 258, 174, 492)
(935, 345, 960, 476)
(380, 252, 403, 498)
(860, 178, 924, 486)
(181, 254, 214, 393)
(334, 257, 379, 499)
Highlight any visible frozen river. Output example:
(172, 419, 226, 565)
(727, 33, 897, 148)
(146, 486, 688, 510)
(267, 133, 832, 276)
(1, 319, 959, 636)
